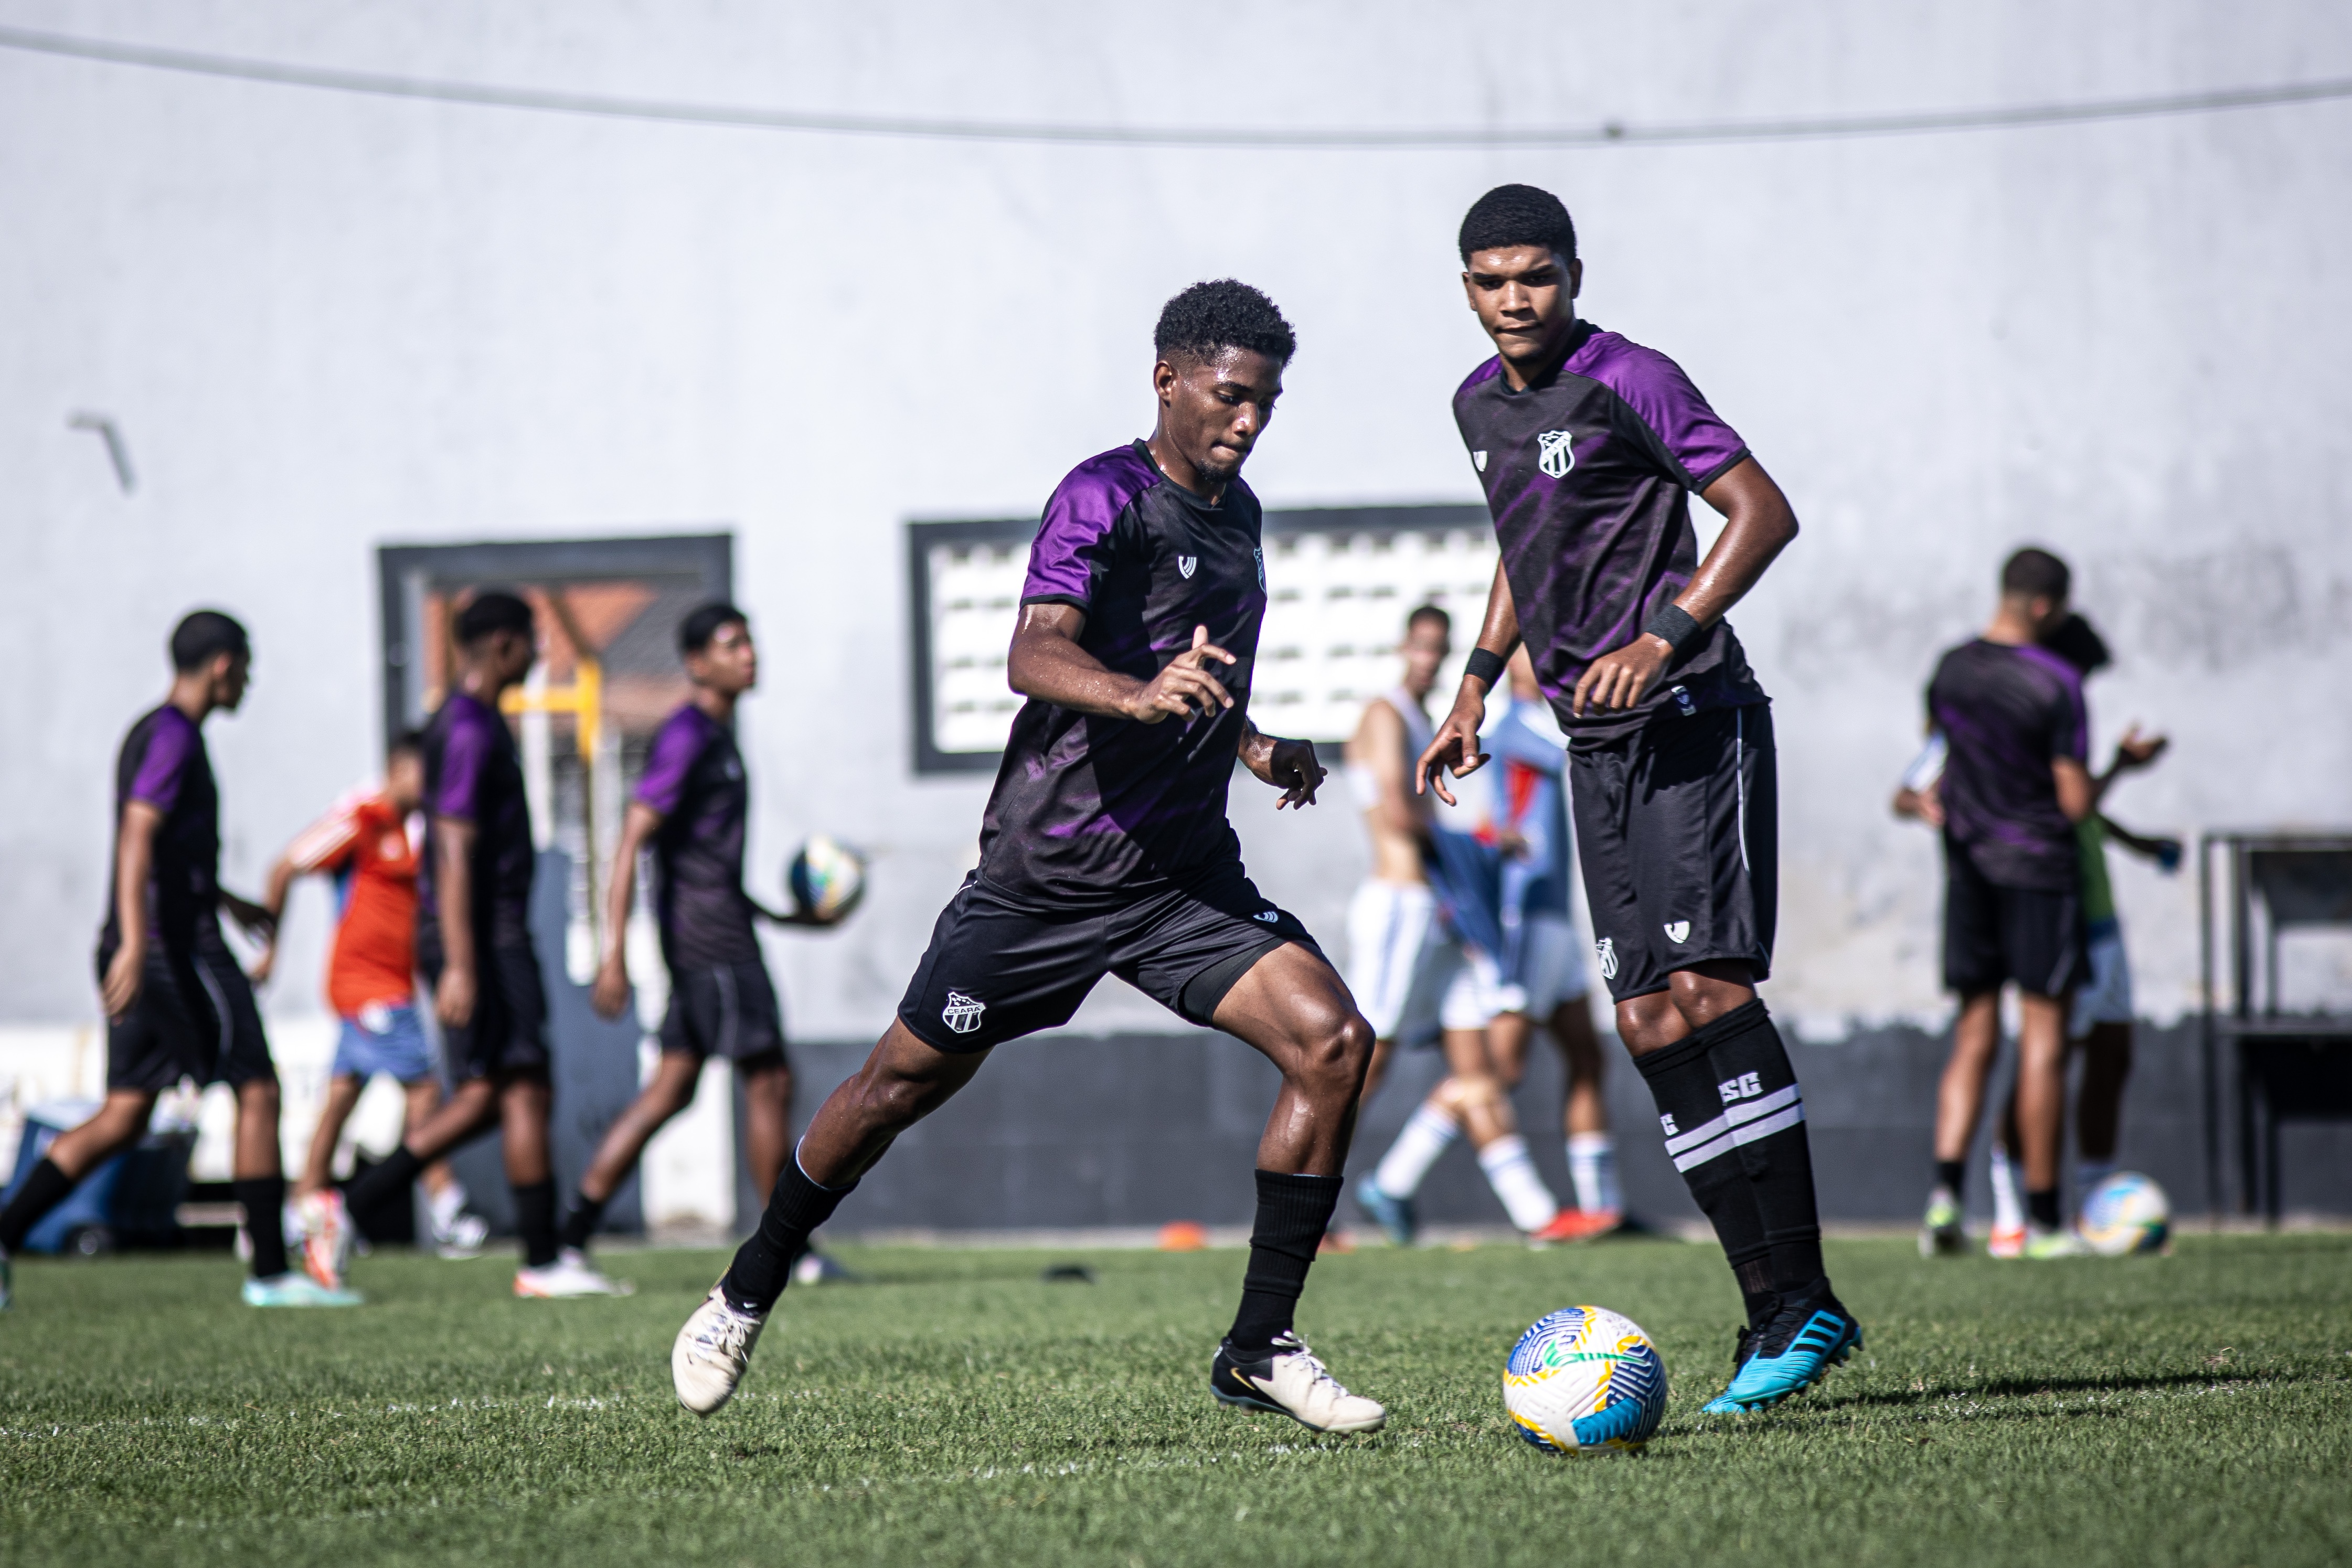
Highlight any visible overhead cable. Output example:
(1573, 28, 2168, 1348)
(3, 22, 2348, 149)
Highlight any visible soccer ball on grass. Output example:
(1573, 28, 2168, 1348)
(2079, 1171, 2170, 1255)
(1503, 1305, 1668, 1453)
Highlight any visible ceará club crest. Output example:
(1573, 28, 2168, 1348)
(1537, 430, 1577, 479)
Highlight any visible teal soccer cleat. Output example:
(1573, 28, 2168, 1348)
(242, 1273, 364, 1308)
(1702, 1290, 1861, 1413)
(1353, 1175, 1418, 1249)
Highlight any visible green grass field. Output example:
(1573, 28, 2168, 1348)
(3, 1233, 2348, 1566)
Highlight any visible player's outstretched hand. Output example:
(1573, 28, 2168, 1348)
(1246, 733, 1327, 809)
(1416, 685, 1491, 806)
(101, 940, 145, 1021)
(590, 953, 631, 1021)
(1125, 625, 1236, 724)
(1571, 634, 1674, 718)
(2113, 724, 2168, 771)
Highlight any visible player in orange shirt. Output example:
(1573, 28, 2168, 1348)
(252, 733, 483, 1279)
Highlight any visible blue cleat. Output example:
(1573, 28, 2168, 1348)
(242, 1272, 365, 1308)
(1702, 1290, 1861, 1413)
(1353, 1176, 1417, 1249)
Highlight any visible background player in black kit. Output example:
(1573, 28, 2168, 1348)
(566, 603, 844, 1279)
(0, 612, 357, 1309)
(1418, 185, 1858, 1413)
(336, 592, 622, 1297)
(670, 281, 1388, 1435)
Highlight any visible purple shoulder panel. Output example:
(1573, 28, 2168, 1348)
(433, 696, 497, 820)
(2012, 644, 2091, 761)
(1455, 355, 1506, 398)
(634, 706, 710, 815)
(128, 709, 199, 812)
(1021, 445, 1161, 605)
(1568, 331, 1748, 489)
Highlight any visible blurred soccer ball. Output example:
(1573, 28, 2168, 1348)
(2079, 1171, 2170, 1256)
(787, 834, 867, 924)
(1503, 1305, 1668, 1454)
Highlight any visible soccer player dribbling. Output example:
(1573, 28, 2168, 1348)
(670, 281, 1389, 1434)
(1418, 185, 1861, 1412)
(0, 612, 356, 1309)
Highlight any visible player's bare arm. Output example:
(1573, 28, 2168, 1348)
(1238, 720, 1325, 809)
(1571, 458, 1799, 717)
(247, 850, 303, 986)
(591, 801, 663, 1020)
(1418, 557, 1519, 805)
(433, 816, 478, 1028)
(101, 801, 162, 1019)
(1008, 606, 1239, 723)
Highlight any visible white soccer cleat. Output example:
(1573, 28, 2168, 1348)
(436, 1212, 490, 1259)
(298, 1189, 354, 1290)
(514, 1247, 633, 1298)
(672, 1284, 766, 1416)
(1211, 1331, 1388, 1434)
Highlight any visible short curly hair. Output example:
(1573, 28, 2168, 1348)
(1153, 279, 1296, 366)
(1458, 184, 1578, 265)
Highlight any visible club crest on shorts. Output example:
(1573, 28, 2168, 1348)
(1473, 450, 1488, 473)
(1537, 430, 1576, 479)
(1177, 554, 1198, 579)
(1595, 936, 1619, 980)
(941, 990, 986, 1034)
(1664, 920, 1691, 944)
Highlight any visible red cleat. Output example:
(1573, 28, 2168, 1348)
(1529, 1208, 1624, 1245)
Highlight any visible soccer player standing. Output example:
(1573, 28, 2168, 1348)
(0, 612, 356, 1309)
(250, 731, 486, 1270)
(1418, 185, 1856, 1412)
(560, 603, 840, 1277)
(670, 281, 1387, 1434)
(336, 591, 622, 1297)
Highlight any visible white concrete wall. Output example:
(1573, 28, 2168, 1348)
(3, 0, 2349, 1068)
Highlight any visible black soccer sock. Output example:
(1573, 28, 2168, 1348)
(2026, 1187, 2062, 1231)
(1690, 999, 1827, 1297)
(1227, 1170, 1345, 1354)
(1635, 1030, 1774, 1314)
(513, 1180, 558, 1270)
(557, 1190, 608, 1253)
(721, 1153, 857, 1316)
(233, 1176, 290, 1279)
(1934, 1159, 1966, 1200)
(340, 1145, 425, 1241)
(0, 1157, 76, 1253)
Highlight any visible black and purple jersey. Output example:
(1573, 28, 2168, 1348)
(1927, 639, 2089, 892)
(100, 705, 219, 955)
(419, 691, 536, 947)
(1454, 322, 1765, 741)
(976, 440, 1267, 908)
(636, 703, 758, 967)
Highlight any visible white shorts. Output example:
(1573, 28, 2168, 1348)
(1345, 880, 1504, 1044)
(2069, 922, 2133, 1036)
(1495, 912, 1591, 1017)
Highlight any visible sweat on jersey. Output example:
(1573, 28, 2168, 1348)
(420, 690, 536, 948)
(979, 439, 1267, 908)
(1927, 639, 2089, 892)
(284, 791, 419, 1015)
(1453, 321, 1766, 741)
(101, 705, 221, 956)
(635, 703, 760, 968)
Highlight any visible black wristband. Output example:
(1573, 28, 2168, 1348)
(1463, 648, 1507, 688)
(1642, 603, 1703, 656)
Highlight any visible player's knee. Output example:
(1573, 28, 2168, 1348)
(852, 1066, 934, 1130)
(1294, 1011, 1372, 1097)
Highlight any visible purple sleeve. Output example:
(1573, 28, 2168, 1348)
(433, 707, 493, 820)
(2016, 646, 2090, 763)
(1602, 344, 1750, 490)
(633, 712, 707, 815)
(1021, 448, 1159, 606)
(127, 713, 197, 812)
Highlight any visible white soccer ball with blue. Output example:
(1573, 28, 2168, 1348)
(1503, 1305, 1669, 1453)
(2079, 1171, 2170, 1256)
(787, 835, 867, 924)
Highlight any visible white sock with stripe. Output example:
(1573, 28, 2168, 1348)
(1371, 1103, 1459, 1201)
(1989, 1144, 2026, 1232)
(1566, 1133, 1620, 1214)
(1477, 1135, 1559, 1232)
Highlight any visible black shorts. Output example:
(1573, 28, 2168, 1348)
(416, 929, 549, 1082)
(1942, 842, 2085, 998)
(895, 861, 1322, 1053)
(661, 957, 786, 1064)
(1570, 702, 1777, 1004)
(99, 934, 275, 1093)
